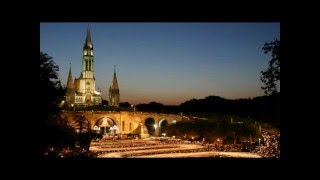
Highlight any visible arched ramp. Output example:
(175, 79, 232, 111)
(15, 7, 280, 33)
(94, 116, 120, 135)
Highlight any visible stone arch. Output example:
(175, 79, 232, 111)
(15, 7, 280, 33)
(95, 116, 119, 126)
(94, 116, 120, 136)
(158, 119, 167, 127)
(159, 119, 168, 136)
(145, 117, 156, 136)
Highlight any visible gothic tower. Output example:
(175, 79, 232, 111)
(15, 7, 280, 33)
(109, 68, 120, 106)
(72, 24, 102, 106)
(65, 64, 75, 106)
(82, 24, 94, 80)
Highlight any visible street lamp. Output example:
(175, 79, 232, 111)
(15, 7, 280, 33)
(258, 138, 261, 146)
(71, 104, 75, 113)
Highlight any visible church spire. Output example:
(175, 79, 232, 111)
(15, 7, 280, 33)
(85, 23, 92, 46)
(83, 23, 93, 57)
(112, 66, 119, 89)
(67, 63, 74, 89)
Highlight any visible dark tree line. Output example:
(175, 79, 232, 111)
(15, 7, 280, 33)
(40, 52, 79, 157)
(40, 52, 65, 115)
(135, 102, 178, 114)
(135, 93, 280, 129)
(260, 39, 280, 95)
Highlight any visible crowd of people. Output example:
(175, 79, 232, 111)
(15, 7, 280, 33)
(95, 142, 162, 149)
(42, 130, 280, 158)
(252, 130, 280, 158)
(122, 148, 222, 158)
(204, 144, 244, 152)
(42, 147, 97, 158)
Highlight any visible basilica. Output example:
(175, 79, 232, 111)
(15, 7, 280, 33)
(65, 24, 120, 107)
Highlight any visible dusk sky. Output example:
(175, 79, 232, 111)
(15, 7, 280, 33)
(40, 23, 280, 105)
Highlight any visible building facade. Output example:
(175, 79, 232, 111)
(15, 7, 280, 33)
(66, 24, 102, 106)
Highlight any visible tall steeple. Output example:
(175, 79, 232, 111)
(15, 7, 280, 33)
(109, 66, 120, 107)
(85, 23, 92, 46)
(82, 23, 94, 75)
(83, 23, 93, 57)
(66, 63, 75, 106)
(68, 23, 102, 107)
(67, 63, 74, 89)
(112, 66, 119, 89)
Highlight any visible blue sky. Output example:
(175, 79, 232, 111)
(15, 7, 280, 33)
(40, 23, 280, 105)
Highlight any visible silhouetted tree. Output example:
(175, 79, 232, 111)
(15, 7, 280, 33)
(40, 51, 71, 157)
(260, 39, 280, 95)
(120, 102, 131, 108)
(102, 99, 108, 106)
(136, 102, 166, 112)
(40, 51, 64, 114)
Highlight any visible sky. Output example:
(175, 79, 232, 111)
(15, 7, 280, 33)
(40, 23, 280, 105)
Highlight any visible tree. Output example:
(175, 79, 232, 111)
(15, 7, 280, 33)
(40, 51, 66, 156)
(102, 99, 108, 106)
(260, 39, 280, 95)
(119, 102, 131, 108)
(40, 51, 64, 113)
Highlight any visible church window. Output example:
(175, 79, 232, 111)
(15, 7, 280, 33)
(129, 123, 132, 131)
(86, 61, 88, 70)
(122, 121, 125, 131)
(89, 61, 91, 71)
(84, 50, 87, 55)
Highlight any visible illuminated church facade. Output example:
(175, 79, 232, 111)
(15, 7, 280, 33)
(65, 24, 120, 107)
(66, 25, 103, 106)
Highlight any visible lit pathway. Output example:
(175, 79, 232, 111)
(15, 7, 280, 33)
(91, 139, 262, 158)
(136, 151, 262, 158)
(90, 144, 178, 152)
(97, 144, 204, 158)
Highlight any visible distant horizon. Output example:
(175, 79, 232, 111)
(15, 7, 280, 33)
(126, 92, 279, 106)
(40, 23, 280, 105)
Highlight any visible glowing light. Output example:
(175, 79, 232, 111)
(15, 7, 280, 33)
(154, 124, 157, 128)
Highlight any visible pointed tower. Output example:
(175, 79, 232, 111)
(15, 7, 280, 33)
(82, 23, 94, 77)
(66, 64, 75, 106)
(71, 23, 102, 106)
(112, 68, 119, 89)
(67, 65, 73, 88)
(109, 67, 120, 107)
